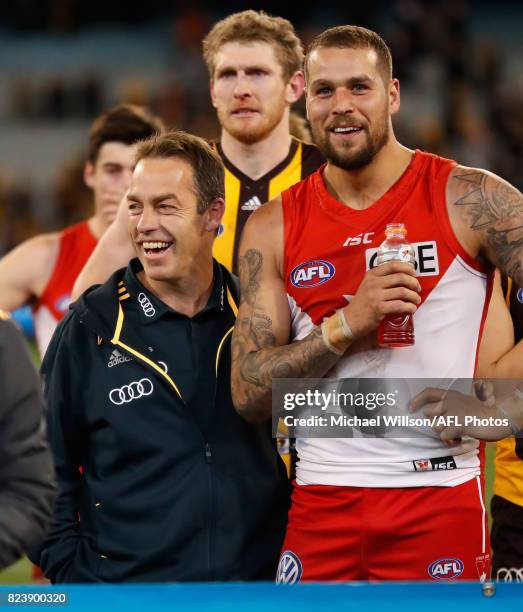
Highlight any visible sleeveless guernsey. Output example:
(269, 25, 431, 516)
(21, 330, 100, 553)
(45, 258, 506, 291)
(282, 151, 493, 487)
(33, 221, 97, 355)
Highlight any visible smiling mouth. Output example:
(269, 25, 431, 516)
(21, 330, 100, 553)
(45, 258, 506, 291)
(330, 126, 363, 135)
(142, 241, 173, 257)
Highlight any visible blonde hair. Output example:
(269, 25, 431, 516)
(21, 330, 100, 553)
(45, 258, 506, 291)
(203, 10, 303, 81)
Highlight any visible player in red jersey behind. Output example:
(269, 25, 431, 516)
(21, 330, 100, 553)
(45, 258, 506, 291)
(231, 26, 523, 582)
(0, 104, 163, 356)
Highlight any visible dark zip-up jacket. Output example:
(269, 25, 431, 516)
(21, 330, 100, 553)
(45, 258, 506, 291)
(34, 263, 289, 582)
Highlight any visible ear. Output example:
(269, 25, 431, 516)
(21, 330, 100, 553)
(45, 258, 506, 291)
(285, 70, 305, 105)
(205, 198, 225, 233)
(83, 161, 96, 190)
(209, 79, 218, 109)
(389, 78, 401, 116)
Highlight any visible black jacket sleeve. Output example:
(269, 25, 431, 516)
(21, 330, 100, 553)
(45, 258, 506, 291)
(32, 313, 86, 582)
(0, 319, 56, 570)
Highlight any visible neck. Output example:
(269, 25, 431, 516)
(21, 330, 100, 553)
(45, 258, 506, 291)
(87, 212, 112, 240)
(138, 256, 215, 318)
(323, 136, 414, 210)
(220, 109, 292, 180)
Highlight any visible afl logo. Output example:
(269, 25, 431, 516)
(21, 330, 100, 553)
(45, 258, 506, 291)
(276, 550, 303, 584)
(517, 288, 523, 304)
(428, 557, 464, 581)
(290, 259, 335, 288)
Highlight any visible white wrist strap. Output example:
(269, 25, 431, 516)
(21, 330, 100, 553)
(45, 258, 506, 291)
(337, 309, 355, 341)
(321, 321, 344, 356)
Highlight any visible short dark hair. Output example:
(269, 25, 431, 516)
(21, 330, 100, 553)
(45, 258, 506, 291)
(136, 131, 224, 214)
(305, 25, 393, 83)
(88, 104, 164, 163)
(203, 10, 303, 82)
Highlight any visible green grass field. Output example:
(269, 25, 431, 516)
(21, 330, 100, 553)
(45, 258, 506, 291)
(0, 444, 497, 585)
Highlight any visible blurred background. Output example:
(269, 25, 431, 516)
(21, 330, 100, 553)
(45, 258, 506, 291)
(0, 0, 521, 583)
(0, 0, 522, 254)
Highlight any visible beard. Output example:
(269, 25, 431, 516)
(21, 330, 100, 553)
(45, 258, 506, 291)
(218, 95, 287, 145)
(312, 109, 390, 170)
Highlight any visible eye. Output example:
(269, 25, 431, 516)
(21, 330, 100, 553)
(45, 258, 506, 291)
(218, 70, 236, 79)
(158, 203, 175, 212)
(128, 202, 141, 214)
(315, 87, 332, 97)
(353, 83, 368, 93)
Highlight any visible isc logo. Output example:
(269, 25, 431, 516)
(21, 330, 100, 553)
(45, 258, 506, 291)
(343, 232, 374, 247)
(428, 558, 464, 580)
(290, 259, 335, 288)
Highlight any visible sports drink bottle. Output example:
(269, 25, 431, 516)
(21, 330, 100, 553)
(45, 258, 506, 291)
(376, 223, 416, 347)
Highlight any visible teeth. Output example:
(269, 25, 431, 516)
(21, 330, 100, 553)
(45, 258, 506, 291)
(333, 127, 359, 133)
(143, 242, 171, 249)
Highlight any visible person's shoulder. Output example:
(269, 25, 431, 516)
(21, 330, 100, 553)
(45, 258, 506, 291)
(446, 163, 521, 202)
(244, 194, 283, 233)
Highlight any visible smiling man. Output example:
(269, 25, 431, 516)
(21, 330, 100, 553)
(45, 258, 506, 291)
(231, 25, 523, 582)
(34, 131, 289, 583)
(0, 105, 162, 356)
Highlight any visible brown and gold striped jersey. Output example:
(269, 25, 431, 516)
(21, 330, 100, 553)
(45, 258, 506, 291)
(494, 275, 523, 507)
(211, 138, 324, 274)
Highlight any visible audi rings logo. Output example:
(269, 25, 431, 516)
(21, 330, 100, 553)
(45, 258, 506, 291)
(276, 550, 303, 584)
(138, 292, 156, 317)
(109, 378, 154, 405)
(497, 567, 523, 582)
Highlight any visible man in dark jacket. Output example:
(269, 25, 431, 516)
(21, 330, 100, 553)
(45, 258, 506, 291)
(34, 131, 289, 583)
(0, 311, 56, 570)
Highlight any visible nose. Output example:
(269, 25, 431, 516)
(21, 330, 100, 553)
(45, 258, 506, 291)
(136, 206, 159, 234)
(233, 72, 252, 99)
(331, 88, 355, 115)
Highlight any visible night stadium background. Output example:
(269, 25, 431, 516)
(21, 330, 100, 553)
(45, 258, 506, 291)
(0, 0, 521, 599)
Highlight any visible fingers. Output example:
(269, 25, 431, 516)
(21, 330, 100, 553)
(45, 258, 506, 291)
(379, 274, 422, 293)
(410, 387, 447, 412)
(372, 261, 417, 277)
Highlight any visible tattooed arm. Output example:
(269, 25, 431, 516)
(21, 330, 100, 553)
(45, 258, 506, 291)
(447, 166, 523, 286)
(231, 197, 421, 423)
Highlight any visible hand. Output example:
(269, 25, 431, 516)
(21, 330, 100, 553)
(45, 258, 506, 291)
(343, 262, 421, 340)
(410, 387, 513, 442)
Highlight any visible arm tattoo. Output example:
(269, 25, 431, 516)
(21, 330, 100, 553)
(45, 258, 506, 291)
(452, 171, 523, 284)
(232, 248, 340, 420)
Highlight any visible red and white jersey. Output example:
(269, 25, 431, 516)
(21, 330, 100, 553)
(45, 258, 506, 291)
(33, 220, 97, 356)
(282, 150, 494, 488)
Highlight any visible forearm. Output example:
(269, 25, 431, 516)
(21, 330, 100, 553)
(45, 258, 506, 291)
(232, 311, 352, 423)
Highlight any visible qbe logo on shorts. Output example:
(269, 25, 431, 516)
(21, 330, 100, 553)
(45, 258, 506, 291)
(428, 557, 464, 581)
(276, 550, 303, 584)
(109, 378, 154, 405)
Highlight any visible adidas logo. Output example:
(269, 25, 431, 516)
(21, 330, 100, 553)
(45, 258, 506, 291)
(108, 349, 132, 368)
(241, 196, 262, 211)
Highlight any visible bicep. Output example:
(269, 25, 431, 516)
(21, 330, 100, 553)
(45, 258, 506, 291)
(233, 202, 290, 359)
(0, 236, 56, 309)
(72, 200, 132, 299)
(447, 166, 523, 284)
(476, 271, 514, 377)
